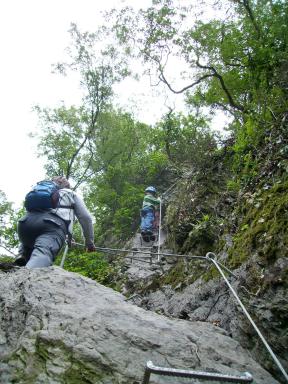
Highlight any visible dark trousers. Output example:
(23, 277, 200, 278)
(17, 212, 67, 268)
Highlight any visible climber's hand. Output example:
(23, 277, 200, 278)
(86, 244, 96, 253)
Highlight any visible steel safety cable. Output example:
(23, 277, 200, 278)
(157, 197, 162, 262)
(206, 252, 288, 383)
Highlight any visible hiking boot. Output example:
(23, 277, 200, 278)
(13, 255, 27, 267)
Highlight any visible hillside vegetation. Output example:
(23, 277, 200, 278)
(0, 1, 287, 382)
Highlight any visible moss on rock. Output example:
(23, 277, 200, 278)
(228, 181, 288, 268)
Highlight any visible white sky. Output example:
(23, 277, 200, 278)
(0, 0, 226, 209)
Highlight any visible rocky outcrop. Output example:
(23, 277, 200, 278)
(117, 170, 288, 383)
(120, 250, 288, 383)
(0, 267, 278, 383)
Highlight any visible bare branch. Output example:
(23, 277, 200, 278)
(66, 76, 102, 180)
(156, 57, 245, 113)
(72, 152, 94, 190)
(196, 60, 245, 112)
(66, 135, 89, 179)
(159, 68, 215, 94)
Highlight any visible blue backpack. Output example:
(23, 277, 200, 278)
(25, 180, 60, 211)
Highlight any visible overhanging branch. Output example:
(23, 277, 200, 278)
(159, 69, 215, 94)
(156, 56, 245, 112)
(196, 60, 245, 112)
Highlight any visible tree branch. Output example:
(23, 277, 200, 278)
(215, 102, 240, 120)
(66, 135, 89, 179)
(159, 68, 215, 94)
(73, 151, 95, 190)
(66, 82, 101, 180)
(157, 57, 245, 112)
(233, 0, 261, 39)
(241, 0, 261, 39)
(196, 60, 245, 112)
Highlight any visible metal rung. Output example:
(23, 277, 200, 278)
(142, 361, 253, 383)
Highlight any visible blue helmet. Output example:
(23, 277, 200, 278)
(145, 186, 156, 193)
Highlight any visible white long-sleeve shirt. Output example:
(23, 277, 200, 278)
(51, 189, 94, 247)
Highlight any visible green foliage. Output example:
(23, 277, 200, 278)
(182, 214, 220, 255)
(190, 1, 287, 117)
(0, 190, 11, 235)
(55, 249, 115, 286)
(0, 190, 10, 215)
(0, 191, 23, 254)
(83, 110, 161, 242)
(32, 0, 288, 255)
(228, 181, 288, 268)
(33, 105, 90, 182)
(0, 255, 15, 263)
(35, 23, 130, 185)
(112, 183, 143, 237)
(33, 4, 226, 245)
(226, 179, 240, 192)
(112, 0, 288, 175)
(164, 147, 232, 255)
(86, 109, 218, 242)
(153, 112, 216, 166)
(160, 259, 187, 288)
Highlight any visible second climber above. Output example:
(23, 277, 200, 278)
(140, 186, 160, 241)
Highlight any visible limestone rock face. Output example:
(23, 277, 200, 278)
(0, 267, 278, 384)
(125, 255, 288, 382)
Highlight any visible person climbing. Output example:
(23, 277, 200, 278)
(14, 176, 96, 268)
(140, 186, 160, 242)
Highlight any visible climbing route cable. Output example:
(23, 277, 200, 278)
(159, 178, 180, 201)
(206, 252, 288, 383)
(59, 242, 69, 268)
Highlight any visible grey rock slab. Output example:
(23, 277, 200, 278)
(0, 267, 278, 383)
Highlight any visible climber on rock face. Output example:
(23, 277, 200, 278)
(15, 176, 96, 268)
(140, 186, 160, 242)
